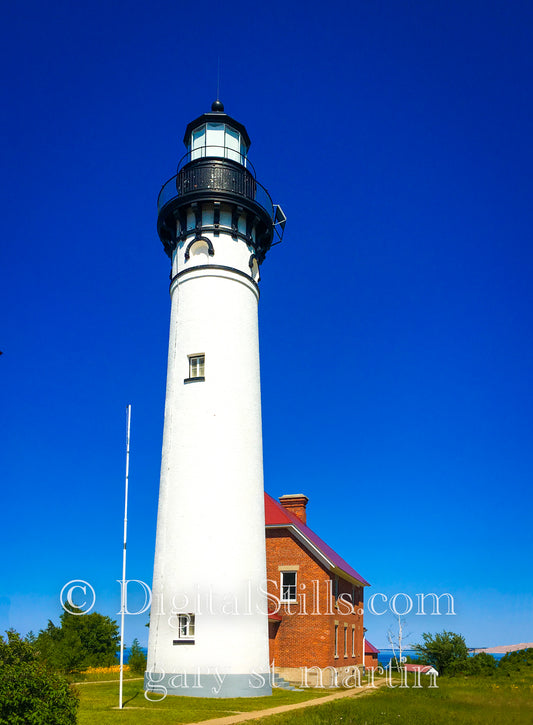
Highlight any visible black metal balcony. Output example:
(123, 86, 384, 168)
(156, 147, 286, 264)
(178, 157, 257, 202)
(160, 146, 274, 207)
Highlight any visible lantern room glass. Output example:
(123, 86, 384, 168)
(190, 123, 248, 165)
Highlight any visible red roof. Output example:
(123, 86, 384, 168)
(403, 664, 436, 674)
(365, 640, 379, 654)
(264, 493, 369, 587)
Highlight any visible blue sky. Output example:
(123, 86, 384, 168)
(1, 0, 532, 650)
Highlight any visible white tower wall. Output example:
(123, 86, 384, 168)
(146, 210, 271, 696)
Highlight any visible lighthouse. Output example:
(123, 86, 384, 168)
(146, 101, 285, 697)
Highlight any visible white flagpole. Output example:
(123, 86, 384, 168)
(119, 404, 131, 709)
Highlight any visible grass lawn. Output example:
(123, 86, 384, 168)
(75, 668, 533, 724)
(76, 680, 334, 724)
(252, 670, 533, 724)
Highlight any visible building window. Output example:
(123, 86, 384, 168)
(186, 354, 205, 382)
(334, 623, 339, 658)
(344, 624, 348, 658)
(280, 571, 297, 602)
(352, 625, 356, 657)
(173, 613, 195, 643)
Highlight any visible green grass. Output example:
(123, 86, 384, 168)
(252, 670, 533, 724)
(76, 680, 334, 724)
(75, 669, 533, 724)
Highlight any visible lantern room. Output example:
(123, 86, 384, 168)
(183, 99, 251, 165)
(156, 100, 286, 263)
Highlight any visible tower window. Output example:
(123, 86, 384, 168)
(172, 613, 195, 644)
(189, 122, 247, 164)
(280, 571, 297, 602)
(186, 354, 205, 382)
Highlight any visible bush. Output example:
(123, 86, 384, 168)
(498, 647, 533, 672)
(468, 652, 498, 675)
(127, 638, 147, 675)
(448, 651, 497, 676)
(412, 631, 468, 675)
(0, 629, 78, 725)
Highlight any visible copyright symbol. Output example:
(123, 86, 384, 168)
(60, 580, 96, 615)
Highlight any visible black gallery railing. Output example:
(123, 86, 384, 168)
(157, 148, 275, 223)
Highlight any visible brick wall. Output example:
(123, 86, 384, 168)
(266, 528, 364, 669)
(365, 651, 379, 669)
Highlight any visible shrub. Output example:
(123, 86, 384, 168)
(448, 652, 497, 676)
(0, 629, 78, 725)
(468, 652, 498, 675)
(498, 647, 533, 672)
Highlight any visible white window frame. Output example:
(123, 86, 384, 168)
(176, 613, 195, 640)
(188, 354, 205, 379)
(280, 571, 297, 603)
(334, 623, 339, 658)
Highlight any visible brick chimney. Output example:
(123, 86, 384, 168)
(279, 494, 309, 524)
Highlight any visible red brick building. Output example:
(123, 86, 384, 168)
(365, 640, 379, 669)
(265, 493, 377, 684)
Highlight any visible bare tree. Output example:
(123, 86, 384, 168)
(387, 614, 411, 670)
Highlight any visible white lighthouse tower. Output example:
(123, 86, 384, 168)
(146, 100, 285, 698)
